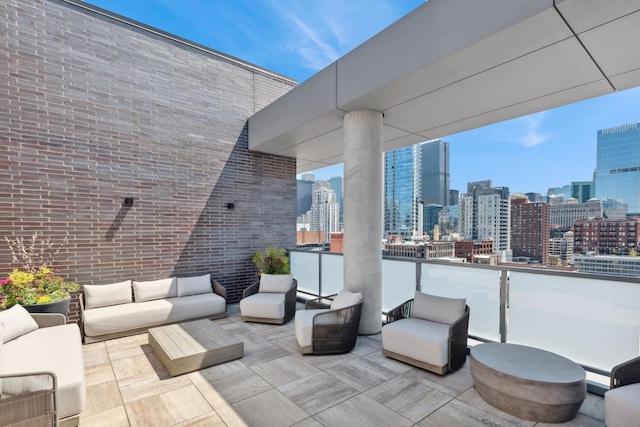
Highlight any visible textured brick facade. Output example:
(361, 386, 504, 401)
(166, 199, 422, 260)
(0, 0, 297, 323)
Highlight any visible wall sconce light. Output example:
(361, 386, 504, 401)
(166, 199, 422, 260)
(227, 202, 235, 210)
(123, 197, 134, 207)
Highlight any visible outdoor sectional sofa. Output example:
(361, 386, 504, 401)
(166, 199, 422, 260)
(80, 274, 227, 343)
(0, 305, 85, 426)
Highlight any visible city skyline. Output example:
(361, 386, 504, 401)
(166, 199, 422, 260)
(85, 0, 640, 195)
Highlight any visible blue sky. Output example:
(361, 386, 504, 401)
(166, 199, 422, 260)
(86, 0, 640, 195)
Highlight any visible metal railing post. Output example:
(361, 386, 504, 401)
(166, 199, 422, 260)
(416, 261, 422, 292)
(499, 269, 509, 343)
(318, 252, 323, 297)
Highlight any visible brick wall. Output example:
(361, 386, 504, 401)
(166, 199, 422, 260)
(0, 0, 298, 323)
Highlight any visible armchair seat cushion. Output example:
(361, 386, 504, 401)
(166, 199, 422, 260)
(382, 317, 449, 368)
(240, 293, 285, 321)
(294, 309, 331, 348)
(605, 383, 640, 427)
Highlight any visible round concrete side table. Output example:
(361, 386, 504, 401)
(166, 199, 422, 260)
(470, 342, 587, 423)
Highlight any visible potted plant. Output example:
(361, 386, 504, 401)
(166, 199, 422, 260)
(251, 246, 290, 275)
(0, 232, 79, 315)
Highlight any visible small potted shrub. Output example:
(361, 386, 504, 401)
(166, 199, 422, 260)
(251, 246, 290, 276)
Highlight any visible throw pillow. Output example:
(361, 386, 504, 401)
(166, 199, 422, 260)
(258, 274, 293, 293)
(0, 304, 39, 343)
(133, 277, 177, 302)
(411, 291, 466, 324)
(330, 289, 363, 310)
(83, 280, 132, 310)
(176, 274, 212, 297)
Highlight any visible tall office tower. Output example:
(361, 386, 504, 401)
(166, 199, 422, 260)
(420, 139, 450, 206)
(309, 187, 339, 243)
(296, 179, 313, 216)
(511, 198, 550, 264)
(571, 181, 596, 203)
(328, 176, 344, 225)
(595, 122, 640, 215)
(467, 180, 492, 194)
(550, 198, 603, 228)
(384, 144, 422, 238)
(459, 184, 511, 253)
(424, 204, 443, 237)
(300, 173, 315, 181)
(547, 185, 572, 202)
(449, 189, 459, 206)
(526, 192, 543, 202)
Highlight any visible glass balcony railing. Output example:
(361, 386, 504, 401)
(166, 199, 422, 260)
(290, 249, 640, 376)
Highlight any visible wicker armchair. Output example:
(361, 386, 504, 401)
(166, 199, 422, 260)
(0, 372, 57, 427)
(240, 275, 297, 324)
(382, 292, 469, 375)
(605, 355, 640, 427)
(295, 290, 363, 355)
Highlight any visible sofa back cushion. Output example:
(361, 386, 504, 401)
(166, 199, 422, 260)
(177, 274, 212, 297)
(331, 289, 363, 310)
(411, 291, 466, 325)
(84, 280, 132, 310)
(0, 304, 39, 343)
(133, 278, 177, 302)
(258, 274, 293, 293)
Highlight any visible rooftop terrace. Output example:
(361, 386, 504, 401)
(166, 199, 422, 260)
(80, 304, 604, 427)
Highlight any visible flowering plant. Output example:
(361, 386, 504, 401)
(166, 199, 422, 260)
(251, 246, 290, 275)
(0, 232, 79, 309)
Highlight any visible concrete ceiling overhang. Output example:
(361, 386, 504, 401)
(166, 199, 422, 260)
(248, 0, 640, 174)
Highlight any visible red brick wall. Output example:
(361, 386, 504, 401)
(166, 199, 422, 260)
(0, 0, 297, 322)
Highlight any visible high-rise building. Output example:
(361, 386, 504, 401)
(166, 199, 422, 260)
(549, 230, 574, 266)
(328, 176, 344, 224)
(384, 145, 422, 238)
(571, 180, 596, 203)
(310, 187, 339, 243)
(424, 204, 443, 238)
(550, 198, 603, 228)
(511, 198, 550, 264)
(449, 189, 459, 206)
(296, 179, 313, 216)
(526, 192, 543, 202)
(547, 185, 572, 202)
(595, 122, 640, 215)
(420, 139, 450, 206)
(459, 184, 511, 254)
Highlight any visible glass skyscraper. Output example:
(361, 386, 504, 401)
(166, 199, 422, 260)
(420, 139, 450, 206)
(595, 122, 640, 215)
(384, 145, 421, 237)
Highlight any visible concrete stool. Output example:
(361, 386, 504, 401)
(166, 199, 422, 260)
(470, 342, 586, 423)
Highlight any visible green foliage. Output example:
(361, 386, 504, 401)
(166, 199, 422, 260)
(252, 246, 290, 275)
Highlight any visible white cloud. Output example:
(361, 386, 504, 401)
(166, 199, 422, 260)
(512, 112, 549, 147)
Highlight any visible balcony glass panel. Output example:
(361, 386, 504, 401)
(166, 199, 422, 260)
(382, 259, 417, 312)
(421, 264, 501, 342)
(509, 271, 640, 371)
(290, 251, 319, 295)
(320, 253, 344, 296)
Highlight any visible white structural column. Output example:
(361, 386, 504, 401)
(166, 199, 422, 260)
(343, 110, 383, 335)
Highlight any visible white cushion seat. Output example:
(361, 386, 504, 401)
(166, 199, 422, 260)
(83, 293, 226, 338)
(294, 309, 331, 348)
(605, 383, 640, 427)
(381, 317, 449, 367)
(240, 293, 285, 322)
(0, 324, 85, 419)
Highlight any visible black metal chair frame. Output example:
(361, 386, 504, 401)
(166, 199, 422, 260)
(241, 278, 298, 324)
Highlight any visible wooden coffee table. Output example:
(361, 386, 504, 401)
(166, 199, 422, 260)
(149, 319, 243, 376)
(470, 342, 586, 423)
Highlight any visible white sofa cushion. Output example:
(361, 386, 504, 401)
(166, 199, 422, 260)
(83, 293, 225, 338)
(258, 274, 293, 293)
(605, 383, 640, 427)
(84, 280, 132, 309)
(295, 309, 331, 348)
(0, 304, 39, 343)
(240, 293, 285, 320)
(382, 317, 449, 368)
(330, 290, 363, 310)
(412, 291, 466, 324)
(0, 324, 85, 419)
(133, 278, 177, 302)
(177, 274, 212, 297)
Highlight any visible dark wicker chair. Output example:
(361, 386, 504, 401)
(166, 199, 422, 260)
(0, 372, 57, 427)
(382, 298, 470, 375)
(240, 278, 298, 324)
(605, 355, 640, 427)
(295, 294, 363, 355)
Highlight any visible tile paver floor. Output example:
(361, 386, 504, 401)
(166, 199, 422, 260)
(79, 304, 605, 427)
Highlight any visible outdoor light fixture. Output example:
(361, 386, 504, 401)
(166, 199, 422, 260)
(227, 202, 235, 209)
(123, 197, 134, 207)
